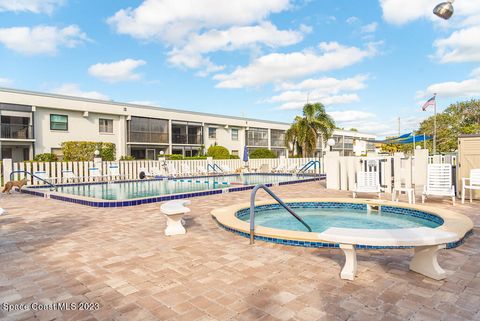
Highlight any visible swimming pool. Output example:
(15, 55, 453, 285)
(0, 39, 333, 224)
(237, 203, 441, 232)
(25, 174, 321, 207)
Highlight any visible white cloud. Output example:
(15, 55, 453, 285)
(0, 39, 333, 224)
(346, 16, 359, 24)
(361, 22, 378, 33)
(0, 0, 64, 14)
(214, 42, 379, 88)
(274, 94, 360, 110)
(328, 110, 375, 122)
(0, 25, 87, 55)
(433, 26, 480, 63)
(0, 77, 13, 86)
(168, 22, 303, 71)
(416, 78, 480, 99)
(108, 0, 290, 43)
(88, 59, 146, 83)
(278, 74, 368, 93)
(470, 67, 480, 78)
(51, 84, 109, 100)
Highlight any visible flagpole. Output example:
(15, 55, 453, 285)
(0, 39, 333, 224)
(433, 93, 437, 155)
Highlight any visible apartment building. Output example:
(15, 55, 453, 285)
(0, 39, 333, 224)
(0, 88, 375, 161)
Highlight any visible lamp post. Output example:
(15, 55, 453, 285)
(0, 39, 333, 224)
(327, 138, 336, 152)
(93, 149, 101, 165)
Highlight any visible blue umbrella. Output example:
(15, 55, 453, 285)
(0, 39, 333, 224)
(243, 146, 249, 163)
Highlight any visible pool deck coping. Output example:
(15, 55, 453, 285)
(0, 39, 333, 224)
(211, 198, 474, 245)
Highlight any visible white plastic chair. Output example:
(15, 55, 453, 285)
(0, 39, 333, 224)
(108, 164, 124, 180)
(166, 163, 179, 177)
(461, 169, 480, 204)
(89, 167, 105, 181)
(62, 170, 78, 183)
(150, 167, 162, 177)
(352, 171, 381, 198)
(422, 164, 455, 205)
(181, 164, 192, 175)
(33, 171, 56, 184)
(220, 165, 231, 173)
(272, 163, 286, 173)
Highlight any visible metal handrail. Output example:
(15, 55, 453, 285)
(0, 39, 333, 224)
(298, 160, 320, 173)
(10, 170, 57, 191)
(207, 164, 216, 172)
(249, 184, 312, 244)
(213, 164, 223, 173)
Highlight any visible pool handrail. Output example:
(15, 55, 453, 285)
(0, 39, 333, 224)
(298, 160, 321, 174)
(249, 184, 312, 244)
(213, 164, 223, 173)
(9, 170, 57, 191)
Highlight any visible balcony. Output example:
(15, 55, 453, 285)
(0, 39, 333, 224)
(172, 134, 203, 145)
(128, 131, 168, 144)
(246, 138, 268, 147)
(0, 123, 33, 139)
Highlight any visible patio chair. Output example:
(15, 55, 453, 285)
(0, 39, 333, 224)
(181, 164, 192, 176)
(197, 165, 208, 175)
(461, 168, 480, 204)
(220, 165, 231, 173)
(258, 164, 270, 173)
(150, 167, 163, 177)
(422, 164, 455, 205)
(352, 171, 381, 198)
(108, 164, 125, 180)
(272, 163, 286, 173)
(166, 163, 179, 177)
(62, 170, 79, 183)
(285, 164, 299, 173)
(89, 167, 106, 181)
(33, 171, 56, 184)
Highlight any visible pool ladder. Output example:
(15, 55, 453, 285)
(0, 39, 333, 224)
(249, 184, 312, 245)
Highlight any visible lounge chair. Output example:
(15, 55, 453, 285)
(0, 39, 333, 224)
(89, 167, 106, 181)
(422, 164, 455, 205)
(272, 163, 286, 173)
(33, 171, 56, 184)
(352, 171, 381, 198)
(150, 167, 163, 177)
(220, 165, 231, 173)
(166, 163, 179, 177)
(62, 170, 79, 183)
(461, 169, 480, 204)
(181, 164, 192, 176)
(285, 164, 300, 173)
(197, 165, 208, 175)
(258, 164, 270, 173)
(108, 164, 125, 180)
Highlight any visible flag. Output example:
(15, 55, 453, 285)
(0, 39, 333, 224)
(421, 94, 436, 111)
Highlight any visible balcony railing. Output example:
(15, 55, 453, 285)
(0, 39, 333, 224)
(128, 131, 168, 144)
(271, 139, 285, 147)
(0, 124, 33, 139)
(246, 139, 268, 147)
(172, 134, 203, 145)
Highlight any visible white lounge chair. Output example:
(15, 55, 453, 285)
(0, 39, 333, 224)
(197, 165, 208, 175)
(285, 164, 300, 173)
(220, 165, 231, 173)
(166, 163, 179, 177)
(422, 164, 455, 205)
(352, 171, 381, 198)
(33, 171, 56, 184)
(181, 164, 192, 176)
(150, 167, 163, 177)
(272, 163, 286, 173)
(62, 170, 79, 183)
(89, 167, 105, 181)
(108, 164, 125, 180)
(461, 168, 480, 204)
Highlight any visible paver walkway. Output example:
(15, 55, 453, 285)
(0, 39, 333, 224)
(0, 181, 479, 321)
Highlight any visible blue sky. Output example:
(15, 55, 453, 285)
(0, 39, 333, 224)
(0, 0, 479, 138)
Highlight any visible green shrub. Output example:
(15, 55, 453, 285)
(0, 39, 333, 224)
(229, 155, 240, 159)
(61, 141, 116, 161)
(249, 148, 277, 159)
(120, 155, 135, 161)
(167, 154, 184, 160)
(207, 145, 230, 159)
(33, 153, 58, 162)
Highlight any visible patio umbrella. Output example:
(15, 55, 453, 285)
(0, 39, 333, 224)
(243, 146, 249, 167)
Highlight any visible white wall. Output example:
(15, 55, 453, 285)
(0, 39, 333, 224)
(34, 108, 125, 158)
(204, 125, 245, 154)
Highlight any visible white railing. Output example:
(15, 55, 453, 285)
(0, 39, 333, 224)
(3, 157, 323, 185)
(428, 155, 457, 165)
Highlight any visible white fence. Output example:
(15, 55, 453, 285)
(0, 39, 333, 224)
(2, 157, 323, 185)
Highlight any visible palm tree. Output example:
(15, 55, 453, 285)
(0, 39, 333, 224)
(285, 103, 335, 157)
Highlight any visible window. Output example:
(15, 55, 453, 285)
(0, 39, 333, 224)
(208, 127, 216, 139)
(231, 128, 239, 141)
(50, 114, 68, 131)
(231, 150, 239, 156)
(99, 119, 113, 133)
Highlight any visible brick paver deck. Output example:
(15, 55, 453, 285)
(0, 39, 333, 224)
(0, 181, 479, 321)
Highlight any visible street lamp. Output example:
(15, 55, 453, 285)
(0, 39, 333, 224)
(327, 138, 336, 152)
(94, 149, 100, 157)
(433, 0, 454, 20)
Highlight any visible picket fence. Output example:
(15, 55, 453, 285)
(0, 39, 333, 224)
(5, 157, 322, 185)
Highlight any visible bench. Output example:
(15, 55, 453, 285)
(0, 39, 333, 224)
(160, 200, 191, 236)
(317, 227, 458, 281)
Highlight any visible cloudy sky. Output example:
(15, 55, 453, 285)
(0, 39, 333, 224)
(1, 0, 479, 138)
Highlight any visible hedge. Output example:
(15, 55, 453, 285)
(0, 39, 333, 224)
(33, 153, 58, 162)
(249, 148, 277, 159)
(61, 141, 116, 161)
(206, 145, 230, 159)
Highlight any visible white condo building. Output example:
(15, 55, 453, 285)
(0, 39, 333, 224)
(0, 88, 376, 162)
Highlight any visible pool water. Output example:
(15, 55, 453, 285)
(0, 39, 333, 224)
(51, 174, 303, 200)
(240, 207, 441, 232)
